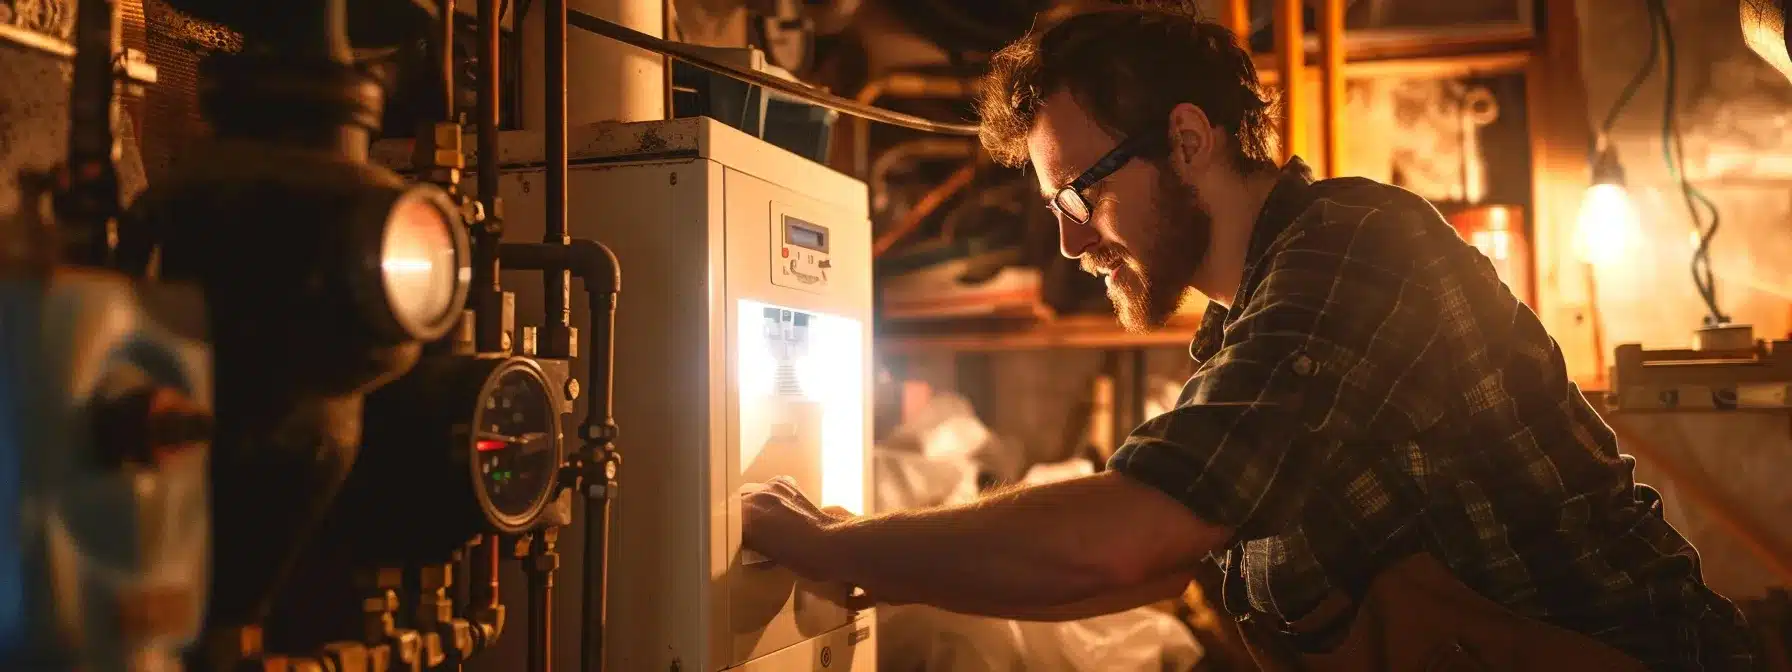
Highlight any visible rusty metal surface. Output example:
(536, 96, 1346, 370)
(0, 38, 71, 226)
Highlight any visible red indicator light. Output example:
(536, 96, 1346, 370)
(476, 439, 507, 452)
(781, 247, 789, 258)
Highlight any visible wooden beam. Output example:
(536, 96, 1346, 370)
(1274, 0, 1306, 163)
(1526, 0, 1602, 387)
(1223, 0, 1251, 41)
(1319, 0, 1346, 177)
(1254, 50, 1532, 85)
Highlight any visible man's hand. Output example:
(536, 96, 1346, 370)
(740, 476, 852, 581)
(742, 472, 1230, 619)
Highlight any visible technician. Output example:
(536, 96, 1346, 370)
(741, 6, 1757, 669)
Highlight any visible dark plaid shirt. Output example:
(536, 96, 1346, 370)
(1109, 159, 1755, 670)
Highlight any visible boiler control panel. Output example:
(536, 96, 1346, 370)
(770, 205, 832, 293)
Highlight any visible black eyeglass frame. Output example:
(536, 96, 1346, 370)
(1048, 134, 1162, 225)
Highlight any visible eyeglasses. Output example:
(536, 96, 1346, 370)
(1047, 134, 1157, 225)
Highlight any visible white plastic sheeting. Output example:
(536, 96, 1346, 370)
(873, 393, 1203, 671)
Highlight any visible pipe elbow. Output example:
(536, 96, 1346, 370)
(567, 238, 620, 294)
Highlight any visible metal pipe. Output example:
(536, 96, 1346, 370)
(439, 0, 457, 122)
(873, 159, 980, 258)
(579, 462, 615, 672)
(474, 0, 505, 352)
(467, 534, 506, 652)
(1319, 0, 1346, 176)
(524, 531, 559, 672)
(59, 0, 121, 266)
(498, 239, 619, 441)
(848, 74, 979, 178)
(0, 21, 75, 60)
(1273, 0, 1305, 163)
(543, 0, 574, 359)
(868, 138, 977, 213)
(497, 238, 618, 672)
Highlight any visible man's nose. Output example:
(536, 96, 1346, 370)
(1058, 213, 1099, 259)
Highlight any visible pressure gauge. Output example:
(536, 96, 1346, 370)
(337, 355, 569, 564)
(468, 360, 562, 531)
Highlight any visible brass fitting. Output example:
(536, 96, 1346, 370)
(413, 122, 467, 173)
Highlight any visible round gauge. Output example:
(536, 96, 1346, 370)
(469, 361, 562, 529)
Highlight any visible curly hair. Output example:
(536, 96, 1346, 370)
(976, 4, 1278, 173)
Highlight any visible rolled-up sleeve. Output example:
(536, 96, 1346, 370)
(1109, 201, 1448, 543)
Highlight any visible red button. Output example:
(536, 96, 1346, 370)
(781, 247, 789, 258)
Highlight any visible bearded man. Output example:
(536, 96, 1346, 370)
(740, 6, 1756, 670)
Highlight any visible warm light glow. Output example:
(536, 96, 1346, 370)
(736, 300, 866, 515)
(796, 316, 865, 514)
(1469, 228, 1511, 262)
(381, 195, 463, 328)
(1575, 183, 1641, 266)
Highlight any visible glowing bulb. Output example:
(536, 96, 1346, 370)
(1575, 183, 1640, 266)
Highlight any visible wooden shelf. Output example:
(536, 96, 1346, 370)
(1255, 47, 1532, 85)
(877, 313, 1205, 355)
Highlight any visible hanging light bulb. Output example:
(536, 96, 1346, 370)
(1575, 143, 1641, 267)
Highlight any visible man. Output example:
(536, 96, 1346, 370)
(742, 6, 1757, 670)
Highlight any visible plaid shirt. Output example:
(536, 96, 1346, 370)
(1109, 158, 1755, 669)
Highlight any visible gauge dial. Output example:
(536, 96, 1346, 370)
(472, 364, 560, 524)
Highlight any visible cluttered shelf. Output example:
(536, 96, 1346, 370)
(877, 313, 1204, 354)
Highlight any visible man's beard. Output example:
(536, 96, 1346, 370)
(1083, 174, 1211, 333)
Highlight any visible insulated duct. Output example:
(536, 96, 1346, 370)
(521, 0, 665, 127)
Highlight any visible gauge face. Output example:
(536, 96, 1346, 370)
(473, 366, 560, 522)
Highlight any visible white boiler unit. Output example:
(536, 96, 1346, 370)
(491, 117, 875, 671)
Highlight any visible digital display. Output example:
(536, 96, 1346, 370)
(784, 218, 829, 252)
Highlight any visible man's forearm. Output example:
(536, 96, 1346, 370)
(945, 570, 1198, 622)
(808, 472, 1227, 615)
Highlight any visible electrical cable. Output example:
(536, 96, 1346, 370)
(1650, 0, 1729, 325)
(564, 8, 980, 136)
(1598, 1, 1659, 136)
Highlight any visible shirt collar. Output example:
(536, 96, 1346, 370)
(1188, 156, 1317, 362)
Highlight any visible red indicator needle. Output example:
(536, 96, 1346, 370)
(475, 439, 508, 452)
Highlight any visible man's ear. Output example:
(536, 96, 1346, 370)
(1165, 102, 1217, 184)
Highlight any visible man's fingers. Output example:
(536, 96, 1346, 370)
(740, 481, 774, 496)
(767, 475, 803, 496)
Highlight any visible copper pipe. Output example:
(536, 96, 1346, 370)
(872, 159, 980, 258)
(869, 138, 977, 212)
(543, 0, 573, 360)
(470, 534, 500, 610)
(438, 0, 456, 121)
(1223, 0, 1251, 41)
(473, 0, 504, 352)
(1274, 0, 1305, 163)
(1319, 0, 1346, 177)
(1599, 413, 1792, 586)
(850, 74, 978, 178)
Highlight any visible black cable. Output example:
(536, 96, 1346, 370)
(1599, 1, 1660, 136)
(1651, 0, 1728, 325)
